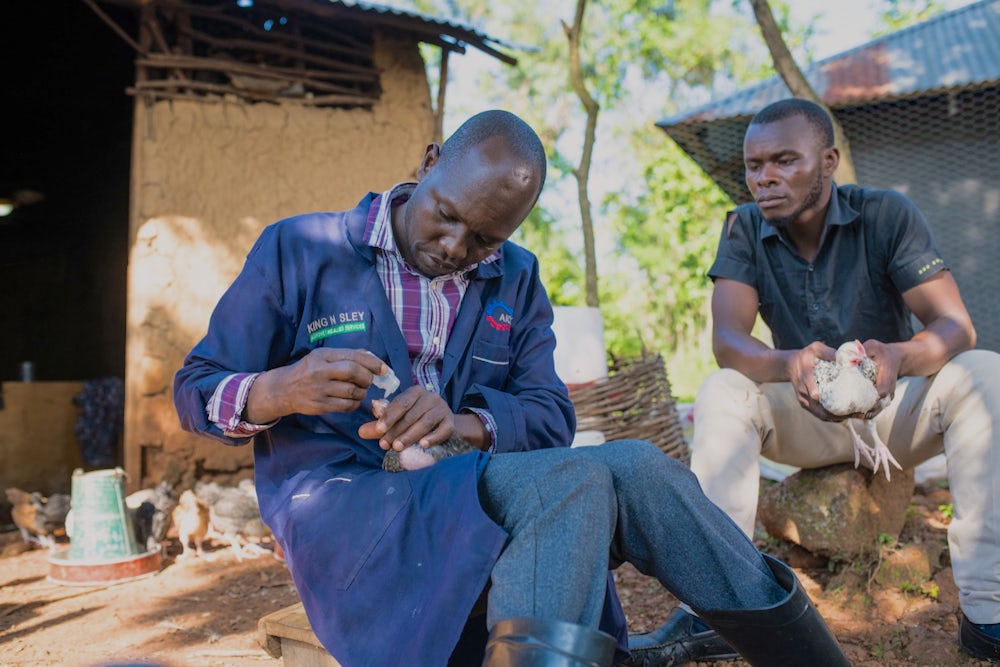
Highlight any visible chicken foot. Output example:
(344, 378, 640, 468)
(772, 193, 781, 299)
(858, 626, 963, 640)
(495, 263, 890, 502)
(846, 419, 902, 481)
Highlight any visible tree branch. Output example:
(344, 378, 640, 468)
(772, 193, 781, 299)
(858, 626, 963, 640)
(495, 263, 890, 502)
(562, 0, 600, 307)
(749, 0, 857, 184)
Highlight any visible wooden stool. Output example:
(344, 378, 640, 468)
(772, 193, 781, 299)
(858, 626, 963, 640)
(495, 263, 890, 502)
(259, 593, 488, 666)
(259, 602, 341, 667)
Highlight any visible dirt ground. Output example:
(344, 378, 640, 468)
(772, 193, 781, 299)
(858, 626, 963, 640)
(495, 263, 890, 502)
(0, 481, 994, 667)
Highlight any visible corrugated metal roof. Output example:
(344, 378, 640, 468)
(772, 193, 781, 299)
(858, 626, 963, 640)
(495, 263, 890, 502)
(333, 1, 504, 42)
(659, 0, 1000, 126)
(325, 0, 520, 64)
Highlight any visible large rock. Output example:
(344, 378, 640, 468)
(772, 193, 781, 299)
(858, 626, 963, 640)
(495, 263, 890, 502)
(759, 463, 915, 558)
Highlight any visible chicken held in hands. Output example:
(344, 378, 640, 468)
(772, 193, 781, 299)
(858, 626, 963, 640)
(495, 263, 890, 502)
(815, 340, 902, 480)
(382, 435, 478, 472)
(370, 397, 477, 472)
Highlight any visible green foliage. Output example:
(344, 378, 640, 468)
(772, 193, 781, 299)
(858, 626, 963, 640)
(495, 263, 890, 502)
(390, 0, 822, 397)
(827, 553, 849, 573)
(938, 503, 954, 519)
(899, 579, 938, 599)
(756, 534, 785, 553)
(875, 0, 947, 35)
(877, 532, 897, 547)
(605, 134, 731, 351)
(751, 0, 819, 63)
(511, 206, 586, 305)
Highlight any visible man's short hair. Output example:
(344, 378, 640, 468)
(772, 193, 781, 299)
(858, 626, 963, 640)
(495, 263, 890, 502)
(439, 110, 547, 191)
(749, 98, 835, 149)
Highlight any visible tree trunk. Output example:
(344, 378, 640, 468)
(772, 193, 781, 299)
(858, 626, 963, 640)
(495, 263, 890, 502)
(433, 49, 449, 145)
(562, 0, 600, 308)
(749, 0, 857, 184)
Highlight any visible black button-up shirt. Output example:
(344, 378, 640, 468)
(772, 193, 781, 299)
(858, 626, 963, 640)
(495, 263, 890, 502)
(709, 184, 947, 350)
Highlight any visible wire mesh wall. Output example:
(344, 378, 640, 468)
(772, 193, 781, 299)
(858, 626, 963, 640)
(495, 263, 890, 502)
(842, 88, 1000, 351)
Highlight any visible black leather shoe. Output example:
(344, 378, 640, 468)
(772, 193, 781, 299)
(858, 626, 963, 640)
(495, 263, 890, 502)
(616, 608, 737, 667)
(960, 613, 1000, 661)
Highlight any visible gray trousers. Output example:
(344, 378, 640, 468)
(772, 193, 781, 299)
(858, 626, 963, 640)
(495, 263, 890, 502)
(477, 439, 787, 629)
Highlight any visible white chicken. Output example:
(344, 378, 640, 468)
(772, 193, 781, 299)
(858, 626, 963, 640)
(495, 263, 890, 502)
(814, 340, 902, 480)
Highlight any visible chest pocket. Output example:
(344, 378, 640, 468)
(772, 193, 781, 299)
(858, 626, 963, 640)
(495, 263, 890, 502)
(470, 340, 510, 387)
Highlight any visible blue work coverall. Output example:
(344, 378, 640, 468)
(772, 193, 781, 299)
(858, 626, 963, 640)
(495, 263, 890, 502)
(173, 194, 626, 666)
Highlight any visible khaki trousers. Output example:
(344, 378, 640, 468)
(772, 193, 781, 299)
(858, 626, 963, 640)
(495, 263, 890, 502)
(690, 350, 1000, 625)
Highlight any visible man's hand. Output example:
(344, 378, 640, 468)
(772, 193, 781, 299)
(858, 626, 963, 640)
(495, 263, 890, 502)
(787, 341, 842, 421)
(358, 386, 459, 452)
(245, 348, 387, 423)
(858, 339, 901, 419)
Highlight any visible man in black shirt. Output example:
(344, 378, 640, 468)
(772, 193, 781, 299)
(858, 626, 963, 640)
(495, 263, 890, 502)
(627, 98, 1000, 664)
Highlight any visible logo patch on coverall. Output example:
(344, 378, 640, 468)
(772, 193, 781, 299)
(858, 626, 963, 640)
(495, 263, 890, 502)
(485, 299, 513, 331)
(307, 311, 367, 343)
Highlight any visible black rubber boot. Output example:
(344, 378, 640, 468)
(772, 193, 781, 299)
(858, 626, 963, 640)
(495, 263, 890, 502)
(483, 616, 618, 667)
(696, 554, 851, 667)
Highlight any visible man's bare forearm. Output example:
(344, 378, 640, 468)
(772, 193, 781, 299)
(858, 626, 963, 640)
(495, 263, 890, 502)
(713, 329, 795, 384)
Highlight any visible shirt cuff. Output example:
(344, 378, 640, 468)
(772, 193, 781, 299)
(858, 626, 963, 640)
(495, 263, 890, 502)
(463, 407, 497, 453)
(206, 372, 278, 437)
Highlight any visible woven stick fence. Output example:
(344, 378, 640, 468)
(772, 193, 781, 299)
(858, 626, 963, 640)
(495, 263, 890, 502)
(568, 354, 689, 464)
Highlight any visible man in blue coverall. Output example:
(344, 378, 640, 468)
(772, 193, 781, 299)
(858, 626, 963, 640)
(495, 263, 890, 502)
(174, 109, 848, 667)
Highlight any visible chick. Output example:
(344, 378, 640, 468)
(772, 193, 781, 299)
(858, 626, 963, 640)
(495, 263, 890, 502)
(371, 393, 477, 472)
(171, 489, 210, 560)
(195, 479, 271, 561)
(6, 488, 38, 546)
(382, 435, 478, 472)
(34, 492, 70, 549)
(126, 480, 177, 553)
(6, 488, 70, 548)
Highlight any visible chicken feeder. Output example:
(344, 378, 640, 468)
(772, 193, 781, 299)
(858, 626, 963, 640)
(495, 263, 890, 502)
(48, 467, 161, 586)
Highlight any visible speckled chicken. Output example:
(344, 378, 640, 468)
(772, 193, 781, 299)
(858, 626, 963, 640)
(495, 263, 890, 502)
(371, 392, 477, 472)
(815, 340, 901, 480)
(382, 435, 478, 472)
